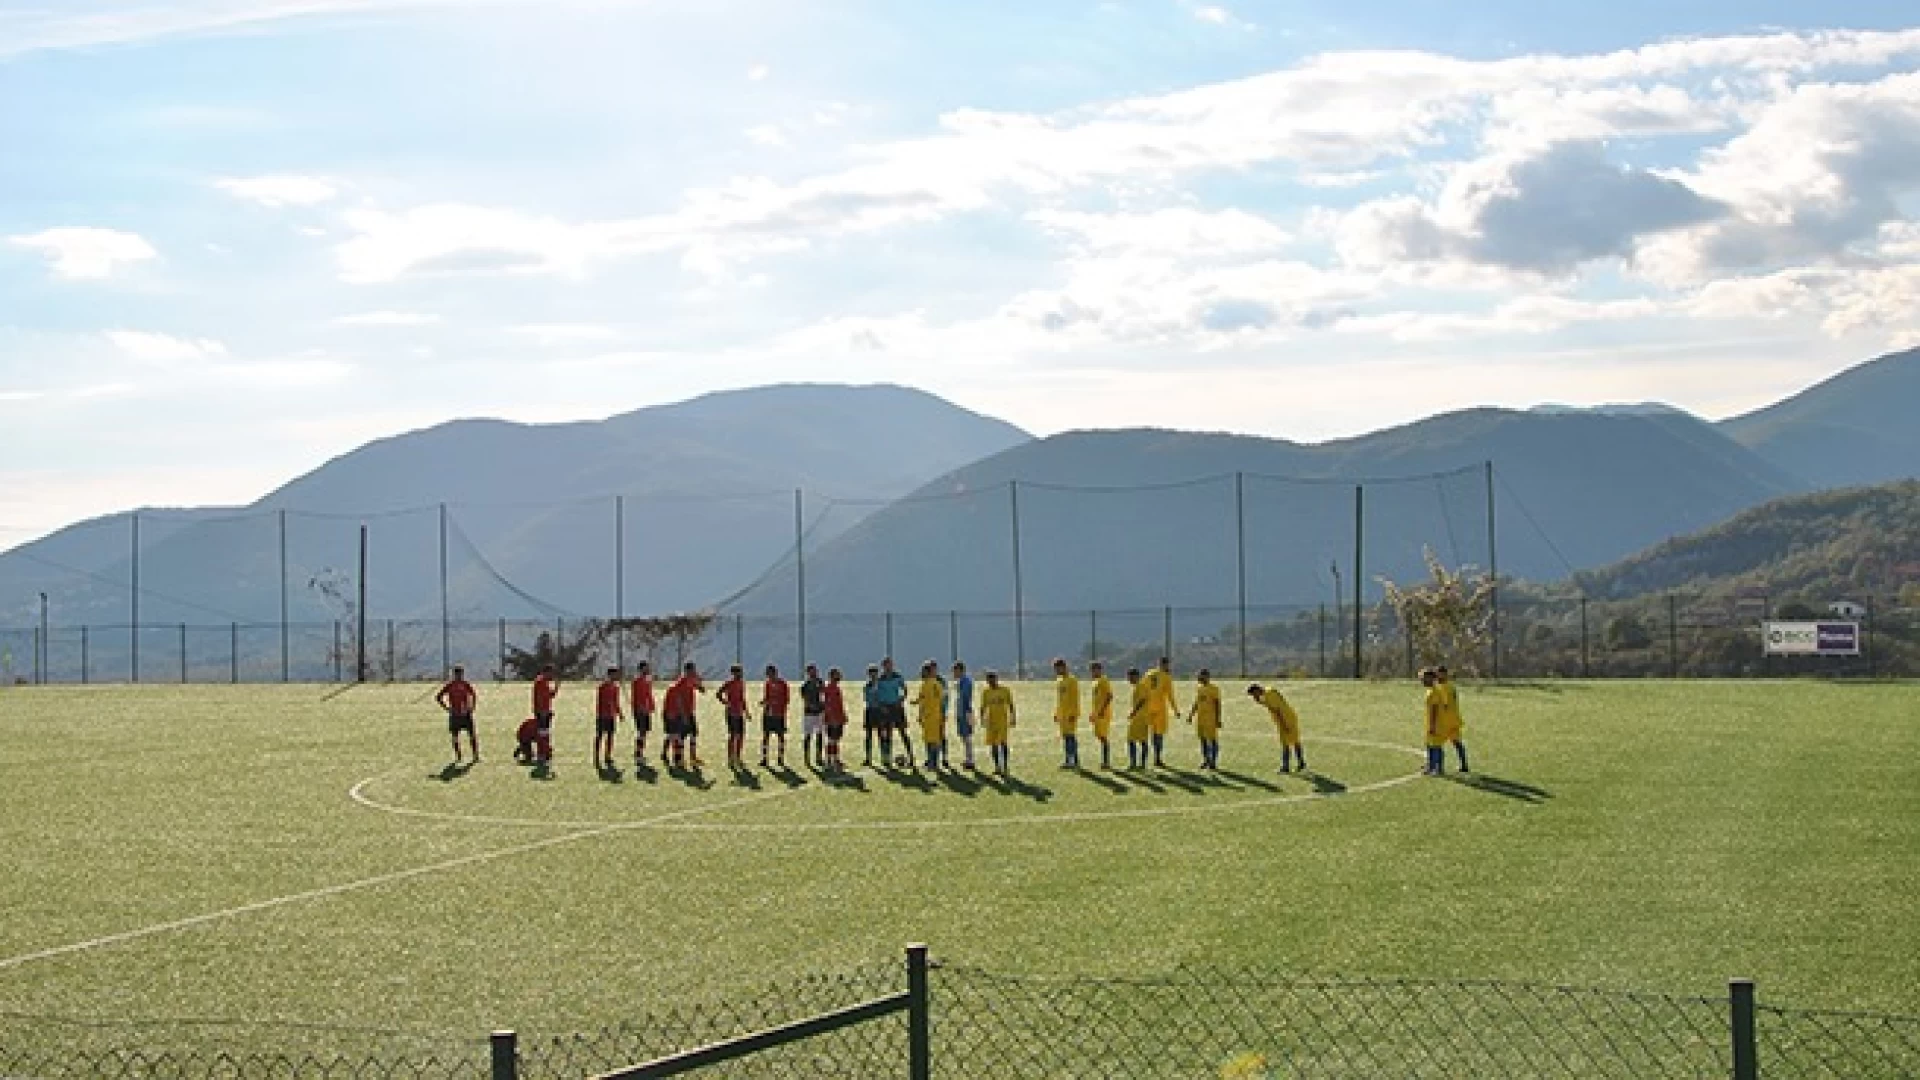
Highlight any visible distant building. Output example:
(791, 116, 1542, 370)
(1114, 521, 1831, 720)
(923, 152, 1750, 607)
(1827, 600, 1868, 618)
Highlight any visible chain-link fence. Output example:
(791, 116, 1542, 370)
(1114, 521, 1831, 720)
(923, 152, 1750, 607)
(5, 960, 1918, 1080)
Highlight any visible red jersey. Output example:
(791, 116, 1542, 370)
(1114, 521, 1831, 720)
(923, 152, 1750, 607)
(718, 676, 747, 715)
(631, 675, 655, 714)
(823, 682, 847, 725)
(595, 680, 622, 720)
(663, 674, 700, 717)
(532, 676, 557, 714)
(437, 678, 475, 714)
(762, 678, 791, 716)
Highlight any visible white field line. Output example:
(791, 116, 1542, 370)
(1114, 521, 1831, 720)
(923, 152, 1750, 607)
(348, 736, 1427, 833)
(0, 783, 809, 974)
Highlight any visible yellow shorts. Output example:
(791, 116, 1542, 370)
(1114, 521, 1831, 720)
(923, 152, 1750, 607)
(984, 720, 1010, 747)
(1091, 716, 1111, 740)
(1197, 719, 1220, 741)
(1127, 715, 1151, 742)
(1056, 716, 1079, 736)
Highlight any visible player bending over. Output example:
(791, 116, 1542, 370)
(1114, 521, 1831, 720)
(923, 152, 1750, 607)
(1248, 683, 1306, 774)
(1088, 661, 1114, 768)
(436, 664, 480, 763)
(822, 667, 849, 770)
(1052, 657, 1081, 768)
(1188, 668, 1223, 770)
(513, 717, 539, 764)
(980, 669, 1017, 775)
(630, 661, 655, 765)
(760, 664, 791, 768)
(594, 666, 624, 768)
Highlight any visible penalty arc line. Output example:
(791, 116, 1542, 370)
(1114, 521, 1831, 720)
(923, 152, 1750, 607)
(347, 737, 1430, 833)
(0, 783, 811, 975)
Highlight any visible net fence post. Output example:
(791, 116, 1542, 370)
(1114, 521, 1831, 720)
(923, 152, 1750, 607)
(490, 1029, 518, 1080)
(81, 625, 89, 684)
(907, 943, 930, 1080)
(1730, 978, 1757, 1080)
(1668, 593, 1680, 679)
(1579, 597, 1590, 678)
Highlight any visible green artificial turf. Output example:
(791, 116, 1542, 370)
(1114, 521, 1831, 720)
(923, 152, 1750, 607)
(0, 679, 1915, 1070)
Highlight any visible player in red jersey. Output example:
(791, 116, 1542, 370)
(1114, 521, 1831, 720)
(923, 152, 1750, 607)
(434, 664, 480, 763)
(630, 661, 656, 765)
(594, 666, 624, 769)
(531, 665, 559, 766)
(822, 667, 850, 771)
(760, 664, 791, 768)
(719, 663, 750, 769)
(662, 662, 704, 769)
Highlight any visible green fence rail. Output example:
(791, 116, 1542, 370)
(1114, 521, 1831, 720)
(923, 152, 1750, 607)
(5, 953, 1919, 1078)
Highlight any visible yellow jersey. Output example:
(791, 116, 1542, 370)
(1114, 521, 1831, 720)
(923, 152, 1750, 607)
(1193, 683, 1222, 738)
(1260, 687, 1300, 736)
(916, 676, 945, 723)
(1090, 676, 1114, 722)
(1424, 684, 1447, 747)
(1440, 680, 1464, 739)
(1055, 673, 1081, 724)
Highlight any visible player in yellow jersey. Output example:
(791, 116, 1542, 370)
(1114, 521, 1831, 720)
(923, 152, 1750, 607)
(1247, 682, 1307, 773)
(1436, 664, 1469, 773)
(1087, 661, 1114, 768)
(1420, 668, 1447, 775)
(1187, 668, 1224, 770)
(1124, 668, 1151, 769)
(913, 660, 947, 770)
(979, 669, 1017, 774)
(1051, 657, 1082, 768)
(1142, 656, 1179, 767)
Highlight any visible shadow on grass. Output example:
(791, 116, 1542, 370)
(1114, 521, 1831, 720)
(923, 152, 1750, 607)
(1478, 680, 1592, 695)
(630, 760, 660, 784)
(1214, 770, 1282, 793)
(1153, 768, 1208, 794)
(666, 764, 715, 791)
(819, 769, 867, 791)
(1303, 771, 1347, 795)
(1450, 773, 1551, 803)
(529, 762, 556, 782)
(728, 764, 762, 790)
(596, 763, 624, 784)
(1002, 774, 1055, 803)
(432, 762, 473, 783)
(874, 765, 937, 794)
(935, 768, 987, 797)
(767, 764, 809, 789)
(1112, 768, 1167, 794)
(1074, 768, 1129, 795)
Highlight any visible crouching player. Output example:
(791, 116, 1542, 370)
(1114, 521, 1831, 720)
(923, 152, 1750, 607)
(513, 717, 539, 764)
(1248, 683, 1306, 773)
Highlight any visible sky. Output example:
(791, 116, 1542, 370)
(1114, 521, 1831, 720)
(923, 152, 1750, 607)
(4, 0, 1920, 549)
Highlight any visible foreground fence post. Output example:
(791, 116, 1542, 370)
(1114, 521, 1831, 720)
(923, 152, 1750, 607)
(907, 943, 930, 1080)
(1730, 978, 1757, 1080)
(490, 1029, 518, 1080)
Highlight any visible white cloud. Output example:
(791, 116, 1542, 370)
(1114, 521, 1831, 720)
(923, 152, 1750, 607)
(332, 310, 443, 326)
(508, 323, 622, 344)
(1029, 207, 1291, 258)
(0, 0, 552, 59)
(9, 227, 156, 280)
(745, 125, 789, 148)
(1185, 3, 1254, 31)
(104, 330, 228, 363)
(747, 63, 771, 82)
(216, 175, 340, 207)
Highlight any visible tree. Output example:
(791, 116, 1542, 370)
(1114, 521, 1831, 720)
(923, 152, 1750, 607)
(1606, 614, 1653, 651)
(604, 612, 720, 670)
(502, 620, 603, 681)
(1378, 549, 1495, 674)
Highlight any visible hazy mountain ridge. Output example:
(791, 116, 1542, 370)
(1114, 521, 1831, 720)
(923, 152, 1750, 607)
(1719, 346, 1920, 489)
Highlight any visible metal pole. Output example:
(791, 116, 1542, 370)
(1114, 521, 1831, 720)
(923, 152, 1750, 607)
(1353, 485, 1364, 680)
(130, 511, 140, 684)
(885, 611, 894, 659)
(278, 509, 289, 683)
(32, 625, 41, 686)
(439, 504, 450, 677)
(1668, 593, 1680, 679)
(333, 620, 342, 682)
(1318, 603, 1327, 677)
(230, 622, 238, 684)
(386, 618, 395, 681)
(356, 523, 368, 683)
(906, 944, 931, 1080)
(1729, 979, 1758, 1080)
(37, 592, 48, 685)
(81, 625, 89, 685)
(949, 610, 958, 663)
(1010, 481, 1025, 680)
(1486, 461, 1500, 680)
(490, 1030, 519, 1080)
(614, 495, 624, 672)
(497, 617, 507, 682)
(794, 489, 807, 669)
(179, 622, 187, 684)
(1235, 471, 1249, 679)
(1089, 609, 1098, 664)
(1579, 597, 1590, 678)
(734, 613, 743, 666)
(1163, 605, 1173, 668)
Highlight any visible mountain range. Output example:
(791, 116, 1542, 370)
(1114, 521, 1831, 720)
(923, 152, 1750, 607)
(4, 347, 1917, 669)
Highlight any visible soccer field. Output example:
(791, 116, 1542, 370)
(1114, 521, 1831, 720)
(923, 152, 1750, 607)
(0, 679, 1915, 1066)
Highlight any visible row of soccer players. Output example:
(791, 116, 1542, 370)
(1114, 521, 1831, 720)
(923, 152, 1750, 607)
(436, 655, 1313, 775)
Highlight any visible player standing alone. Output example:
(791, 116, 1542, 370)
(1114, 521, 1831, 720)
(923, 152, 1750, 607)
(1436, 664, 1470, 773)
(760, 664, 791, 768)
(1052, 658, 1081, 768)
(435, 665, 480, 763)
(531, 665, 559, 767)
(594, 666, 623, 769)
(1188, 668, 1222, 770)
